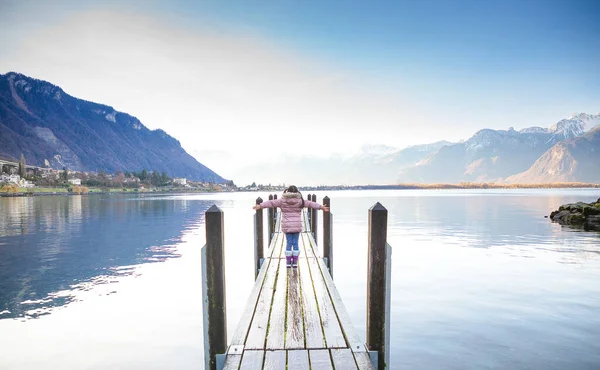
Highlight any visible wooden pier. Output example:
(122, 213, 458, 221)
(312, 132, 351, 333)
(202, 197, 392, 370)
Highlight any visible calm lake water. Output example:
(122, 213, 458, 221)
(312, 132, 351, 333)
(0, 189, 599, 369)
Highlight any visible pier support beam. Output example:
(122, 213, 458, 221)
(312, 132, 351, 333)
(367, 202, 391, 370)
(254, 197, 264, 279)
(201, 205, 227, 370)
(322, 196, 333, 277)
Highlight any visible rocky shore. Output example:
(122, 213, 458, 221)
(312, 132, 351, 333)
(549, 198, 600, 231)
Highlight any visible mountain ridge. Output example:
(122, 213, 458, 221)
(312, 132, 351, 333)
(505, 125, 600, 184)
(396, 114, 600, 184)
(0, 72, 225, 182)
(2, 72, 597, 185)
(230, 114, 600, 185)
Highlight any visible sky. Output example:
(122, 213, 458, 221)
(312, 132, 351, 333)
(0, 0, 599, 181)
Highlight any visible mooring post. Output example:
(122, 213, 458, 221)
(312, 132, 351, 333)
(311, 193, 318, 243)
(273, 194, 278, 227)
(322, 196, 333, 277)
(201, 205, 227, 370)
(306, 193, 312, 226)
(367, 202, 391, 370)
(268, 194, 274, 245)
(254, 197, 264, 279)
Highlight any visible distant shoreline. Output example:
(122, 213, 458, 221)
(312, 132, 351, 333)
(2, 183, 599, 197)
(300, 182, 600, 191)
(0, 188, 227, 197)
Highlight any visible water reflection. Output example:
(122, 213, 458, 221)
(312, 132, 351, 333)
(0, 195, 213, 319)
(321, 189, 600, 370)
(340, 190, 600, 255)
(1, 189, 599, 370)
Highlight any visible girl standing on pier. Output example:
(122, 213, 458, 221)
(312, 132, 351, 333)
(253, 185, 329, 267)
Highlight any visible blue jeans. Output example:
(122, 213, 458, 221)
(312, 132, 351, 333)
(285, 232, 300, 257)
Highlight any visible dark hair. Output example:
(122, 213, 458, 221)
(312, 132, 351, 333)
(284, 185, 304, 208)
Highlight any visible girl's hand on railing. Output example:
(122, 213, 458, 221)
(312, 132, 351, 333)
(321, 206, 330, 212)
(252, 205, 261, 210)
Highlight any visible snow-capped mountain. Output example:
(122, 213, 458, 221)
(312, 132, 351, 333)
(233, 112, 599, 185)
(398, 113, 600, 183)
(519, 126, 548, 134)
(550, 113, 600, 138)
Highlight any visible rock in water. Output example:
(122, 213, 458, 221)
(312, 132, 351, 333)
(550, 198, 600, 231)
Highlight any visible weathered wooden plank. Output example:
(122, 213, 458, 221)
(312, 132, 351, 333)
(266, 227, 284, 258)
(266, 259, 287, 349)
(309, 350, 334, 370)
(285, 268, 305, 349)
(301, 209, 308, 232)
(301, 212, 319, 257)
(301, 235, 346, 348)
(230, 216, 284, 346)
(275, 209, 281, 230)
(354, 352, 377, 370)
(299, 231, 318, 259)
(263, 350, 286, 369)
(227, 209, 377, 368)
(229, 253, 273, 345)
(298, 256, 326, 349)
(245, 250, 281, 349)
(239, 350, 264, 370)
(222, 354, 242, 370)
(265, 210, 282, 256)
(331, 348, 358, 370)
(313, 254, 367, 352)
(303, 228, 371, 355)
(287, 350, 310, 370)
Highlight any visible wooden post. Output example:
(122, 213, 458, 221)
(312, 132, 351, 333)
(306, 193, 312, 226)
(254, 197, 264, 279)
(273, 194, 278, 229)
(201, 205, 227, 370)
(311, 194, 318, 242)
(322, 196, 333, 277)
(367, 202, 391, 370)
(268, 194, 274, 245)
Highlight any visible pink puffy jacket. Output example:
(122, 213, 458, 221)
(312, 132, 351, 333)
(259, 192, 322, 233)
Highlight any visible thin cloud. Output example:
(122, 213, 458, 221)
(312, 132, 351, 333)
(0, 8, 428, 169)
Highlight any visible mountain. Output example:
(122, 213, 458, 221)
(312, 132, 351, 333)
(231, 141, 450, 186)
(549, 113, 600, 140)
(386, 141, 451, 168)
(505, 125, 600, 183)
(0, 72, 225, 182)
(349, 141, 451, 184)
(397, 114, 600, 183)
